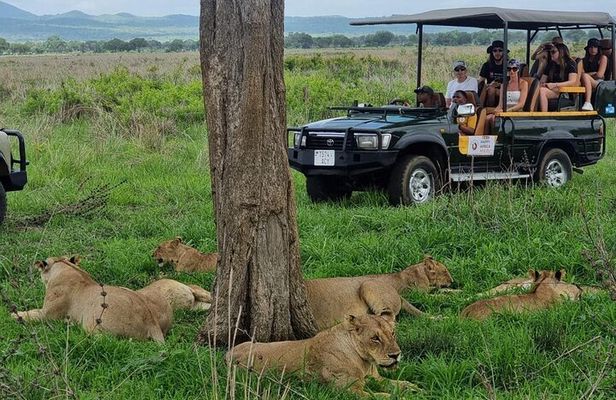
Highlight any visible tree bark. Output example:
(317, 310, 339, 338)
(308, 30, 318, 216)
(198, 0, 317, 346)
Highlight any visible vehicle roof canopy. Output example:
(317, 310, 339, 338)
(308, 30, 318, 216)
(350, 7, 615, 30)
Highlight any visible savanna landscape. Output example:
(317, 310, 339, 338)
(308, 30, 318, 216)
(1, 45, 615, 399)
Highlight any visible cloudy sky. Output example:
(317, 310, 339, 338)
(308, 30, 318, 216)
(5, 0, 615, 17)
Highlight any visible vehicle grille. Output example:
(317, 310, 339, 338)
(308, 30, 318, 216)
(305, 135, 354, 150)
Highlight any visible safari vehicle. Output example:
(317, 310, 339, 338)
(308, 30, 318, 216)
(0, 128, 28, 224)
(287, 8, 616, 205)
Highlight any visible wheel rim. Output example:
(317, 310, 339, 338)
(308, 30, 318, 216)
(408, 168, 432, 203)
(544, 159, 567, 187)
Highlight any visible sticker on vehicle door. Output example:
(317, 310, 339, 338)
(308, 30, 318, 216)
(314, 150, 335, 166)
(459, 135, 497, 156)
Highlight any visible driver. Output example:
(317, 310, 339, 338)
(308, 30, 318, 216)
(414, 85, 440, 107)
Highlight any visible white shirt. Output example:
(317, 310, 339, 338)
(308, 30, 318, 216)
(446, 76, 479, 100)
(506, 90, 521, 107)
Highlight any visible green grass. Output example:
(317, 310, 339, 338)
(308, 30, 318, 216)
(1, 50, 615, 399)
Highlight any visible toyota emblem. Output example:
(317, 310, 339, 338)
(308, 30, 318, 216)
(326, 138, 335, 147)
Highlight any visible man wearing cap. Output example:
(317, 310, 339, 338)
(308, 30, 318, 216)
(414, 85, 441, 108)
(579, 38, 608, 111)
(445, 61, 478, 108)
(599, 38, 613, 81)
(479, 40, 507, 107)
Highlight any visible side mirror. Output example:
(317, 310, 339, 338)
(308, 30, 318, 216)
(456, 103, 476, 117)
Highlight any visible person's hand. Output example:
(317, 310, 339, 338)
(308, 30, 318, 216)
(546, 82, 558, 90)
(494, 106, 503, 113)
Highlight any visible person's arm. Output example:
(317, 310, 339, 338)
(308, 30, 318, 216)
(445, 81, 453, 108)
(595, 55, 608, 80)
(494, 85, 505, 112)
(547, 73, 578, 90)
(509, 80, 528, 112)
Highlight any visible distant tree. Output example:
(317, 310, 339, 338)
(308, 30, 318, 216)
(313, 36, 332, 48)
(564, 30, 588, 45)
(286, 32, 314, 49)
(10, 42, 31, 54)
(129, 38, 148, 52)
(0, 37, 9, 53)
(330, 34, 353, 48)
(166, 39, 185, 52)
(147, 39, 162, 50)
(104, 38, 130, 52)
(365, 31, 394, 47)
(45, 35, 67, 53)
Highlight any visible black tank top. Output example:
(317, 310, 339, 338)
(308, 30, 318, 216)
(583, 57, 600, 73)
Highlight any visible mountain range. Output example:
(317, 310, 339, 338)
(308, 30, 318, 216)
(0, 1, 418, 42)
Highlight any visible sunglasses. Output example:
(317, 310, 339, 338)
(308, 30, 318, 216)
(454, 67, 466, 72)
(492, 48, 504, 53)
(507, 67, 519, 72)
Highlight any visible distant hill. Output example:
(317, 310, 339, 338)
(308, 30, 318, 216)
(0, 1, 418, 41)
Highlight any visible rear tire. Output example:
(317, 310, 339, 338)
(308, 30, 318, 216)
(0, 184, 6, 225)
(535, 148, 572, 188)
(306, 176, 352, 203)
(388, 155, 440, 205)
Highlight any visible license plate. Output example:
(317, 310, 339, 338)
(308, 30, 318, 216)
(314, 150, 335, 166)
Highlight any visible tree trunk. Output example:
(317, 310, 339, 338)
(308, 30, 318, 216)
(197, 0, 317, 346)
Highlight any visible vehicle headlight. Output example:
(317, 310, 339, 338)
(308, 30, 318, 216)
(355, 133, 391, 150)
(294, 132, 306, 147)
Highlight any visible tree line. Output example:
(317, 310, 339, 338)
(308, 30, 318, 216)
(0, 29, 601, 55)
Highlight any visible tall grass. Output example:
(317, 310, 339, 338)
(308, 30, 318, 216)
(0, 48, 615, 399)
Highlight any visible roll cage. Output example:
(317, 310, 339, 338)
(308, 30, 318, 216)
(350, 7, 616, 112)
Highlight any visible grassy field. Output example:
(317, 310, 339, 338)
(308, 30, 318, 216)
(0, 48, 615, 399)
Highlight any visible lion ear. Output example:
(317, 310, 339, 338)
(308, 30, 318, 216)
(69, 255, 81, 265)
(555, 269, 565, 281)
(380, 312, 396, 326)
(34, 260, 49, 272)
(344, 314, 358, 330)
(174, 236, 183, 243)
(424, 255, 436, 271)
(527, 269, 536, 279)
(533, 270, 541, 281)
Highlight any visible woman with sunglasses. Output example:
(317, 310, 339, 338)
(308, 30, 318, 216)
(479, 40, 506, 107)
(538, 43, 578, 112)
(579, 38, 608, 111)
(445, 60, 478, 108)
(487, 59, 529, 128)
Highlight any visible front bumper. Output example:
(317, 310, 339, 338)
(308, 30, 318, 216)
(287, 148, 398, 176)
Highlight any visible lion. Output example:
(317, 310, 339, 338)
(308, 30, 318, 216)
(461, 270, 582, 321)
(227, 314, 417, 398)
(152, 237, 218, 273)
(14, 256, 168, 342)
(306, 256, 453, 330)
(13, 256, 213, 342)
(480, 270, 604, 297)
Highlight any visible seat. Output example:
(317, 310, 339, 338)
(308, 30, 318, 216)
(465, 90, 480, 107)
(431, 92, 446, 109)
(519, 63, 530, 77)
(473, 108, 488, 135)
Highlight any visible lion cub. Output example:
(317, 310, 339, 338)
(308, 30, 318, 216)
(461, 270, 582, 321)
(153, 237, 218, 273)
(228, 314, 417, 398)
(306, 256, 453, 330)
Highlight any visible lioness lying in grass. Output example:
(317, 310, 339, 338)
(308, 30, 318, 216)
(461, 270, 582, 320)
(14, 256, 212, 342)
(480, 270, 604, 297)
(228, 314, 417, 398)
(306, 256, 453, 330)
(153, 237, 218, 273)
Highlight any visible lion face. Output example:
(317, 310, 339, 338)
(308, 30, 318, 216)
(423, 257, 453, 288)
(152, 237, 183, 266)
(345, 314, 401, 369)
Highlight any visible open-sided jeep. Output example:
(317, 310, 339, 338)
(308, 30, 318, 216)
(287, 8, 616, 205)
(0, 129, 28, 224)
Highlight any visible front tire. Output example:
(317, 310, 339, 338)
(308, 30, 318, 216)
(306, 176, 352, 203)
(0, 184, 6, 225)
(535, 148, 572, 188)
(388, 155, 440, 205)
